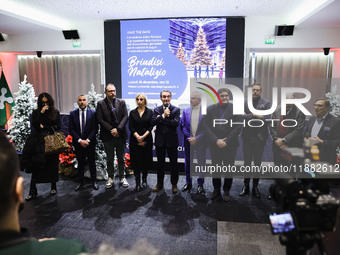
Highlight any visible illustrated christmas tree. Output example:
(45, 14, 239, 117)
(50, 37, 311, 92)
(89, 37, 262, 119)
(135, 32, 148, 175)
(190, 26, 212, 66)
(85, 84, 108, 180)
(326, 85, 340, 117)
(176, 42, 187, 66)
(8, 75, 37, 152)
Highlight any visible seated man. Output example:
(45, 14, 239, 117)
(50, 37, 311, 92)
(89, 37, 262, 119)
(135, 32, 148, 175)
(0, 132, 88, 255)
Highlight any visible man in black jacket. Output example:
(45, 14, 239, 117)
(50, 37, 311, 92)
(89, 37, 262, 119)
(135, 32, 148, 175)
(304, 98, 340, 164)
(269, 95, 306, 166)
(69, 95, 98, 191)
(97, 84, 129, 189)
(203, 88, 242, 202)
(151, 90, 180, 194)
(240, 83, 271, 198)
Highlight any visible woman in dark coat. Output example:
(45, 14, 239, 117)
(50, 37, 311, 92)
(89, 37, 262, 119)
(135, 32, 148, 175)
(129, 93, 153, 191)
(23, 93, 61, 200)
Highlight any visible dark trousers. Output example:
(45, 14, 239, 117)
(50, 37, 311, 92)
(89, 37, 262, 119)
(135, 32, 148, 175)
(156, 145, 178, 186)
(76, 145, 97, 183)
(243, 137, 265, 187)
(104, 138, 125, 178)
(184, 139, 205, 186)
(272, 143, 287, 166)
(210, 145, 237, 191)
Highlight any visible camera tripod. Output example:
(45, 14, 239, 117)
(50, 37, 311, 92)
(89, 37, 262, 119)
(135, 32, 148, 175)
(279, 231, 327, 255)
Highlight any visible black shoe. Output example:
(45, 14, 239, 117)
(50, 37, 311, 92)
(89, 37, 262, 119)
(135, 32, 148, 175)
(210, 189, 220, 200)
(51, 183, 57, 195)
(172, 185, 178, 194)
(135, 183, 141, 192)
(252, 186, 260, 198)
(75, 183, 83, 191)
(25, 188, 37, 201)
(142, 178, 147, 188)
(93, 182, 99, 190)
(239, 186, 250, 197)
(152, 184, 163, 192)
(197, 185, 206, 194)
(223, 190, 231, 202)
(182, 183, 192, 192)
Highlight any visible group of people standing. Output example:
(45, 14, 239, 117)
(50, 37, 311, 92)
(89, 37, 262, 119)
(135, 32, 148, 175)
(21, 82, 340, 202)
(179, 83, 340, 202)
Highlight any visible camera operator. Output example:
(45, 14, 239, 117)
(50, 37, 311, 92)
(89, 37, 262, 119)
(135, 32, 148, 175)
(304, 98, 340, 165)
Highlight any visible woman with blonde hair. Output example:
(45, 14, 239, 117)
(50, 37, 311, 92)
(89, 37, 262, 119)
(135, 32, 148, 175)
(128, 93, 153, 191)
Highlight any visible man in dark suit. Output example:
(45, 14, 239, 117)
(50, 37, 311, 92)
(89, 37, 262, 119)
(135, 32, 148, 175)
(151, 90, 180, 194)
(96, 84, 129, 189)
(240, 83, 271, 198)
(304, 98, 340, 164)
(69, 95, 98, 191)
(203, 88, 242, 202)
(180, 91, 206, 194)
(269, 94, 306, 166)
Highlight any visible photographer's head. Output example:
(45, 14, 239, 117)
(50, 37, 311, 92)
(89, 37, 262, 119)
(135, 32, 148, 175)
(0, 132, 24, 232)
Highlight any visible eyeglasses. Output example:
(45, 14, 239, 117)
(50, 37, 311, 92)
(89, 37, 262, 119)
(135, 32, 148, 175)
(219, 94, 229, 98)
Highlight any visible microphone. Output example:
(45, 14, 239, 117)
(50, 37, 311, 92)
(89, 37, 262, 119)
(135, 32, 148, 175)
(164, 103, 169, 109)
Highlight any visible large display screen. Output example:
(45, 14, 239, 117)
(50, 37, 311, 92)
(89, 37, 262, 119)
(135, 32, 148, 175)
(120, 18, 227, 99)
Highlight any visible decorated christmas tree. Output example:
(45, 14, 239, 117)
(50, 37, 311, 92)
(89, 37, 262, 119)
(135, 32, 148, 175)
(190, 26, 212, 66)
(326, 85, 340, 117)
(176, 42, 187, 66)
(86, 84, 108, 180)
(8, 75, 37, 152)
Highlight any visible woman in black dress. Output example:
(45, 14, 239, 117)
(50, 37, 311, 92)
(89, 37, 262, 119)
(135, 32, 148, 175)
(23, 93, 61, 200)
(129, 93, 153, 191)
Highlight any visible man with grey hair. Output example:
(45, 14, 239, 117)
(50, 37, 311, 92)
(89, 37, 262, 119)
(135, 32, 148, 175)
(180, 91, 206, 194)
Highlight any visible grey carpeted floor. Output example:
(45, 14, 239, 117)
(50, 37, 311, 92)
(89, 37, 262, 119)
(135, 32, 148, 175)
(19, 171, 339, 255)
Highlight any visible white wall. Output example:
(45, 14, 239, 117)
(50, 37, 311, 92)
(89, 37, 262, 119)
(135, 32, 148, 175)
(0, 21, 104, 93)
(1, 17, 340, 96)
(245, 17, 340, 49)
(0, 21, 104, 52)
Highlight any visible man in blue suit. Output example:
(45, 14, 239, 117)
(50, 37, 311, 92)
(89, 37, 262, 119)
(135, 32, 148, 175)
(151, 90, 180, 194)
(69, 95, 98, 191)
(180, 91, 206, 194)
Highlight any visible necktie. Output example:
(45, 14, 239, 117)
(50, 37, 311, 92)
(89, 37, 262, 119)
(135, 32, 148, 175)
(81, 110, 85, 137)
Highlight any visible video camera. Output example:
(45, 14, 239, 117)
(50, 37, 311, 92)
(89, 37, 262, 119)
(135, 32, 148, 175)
(269, 141, 340, 254)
